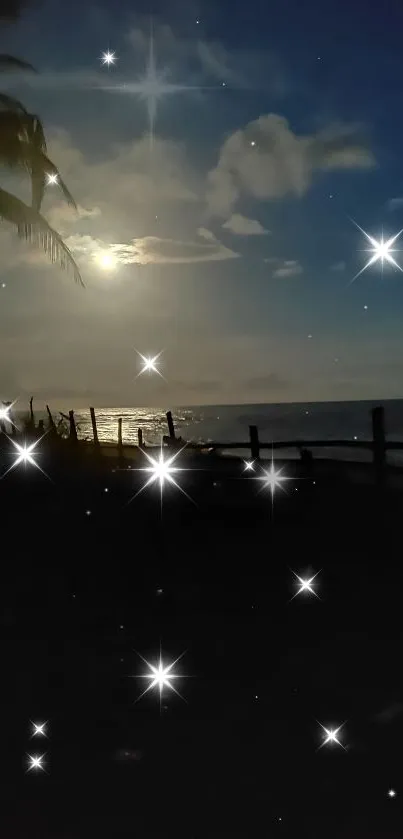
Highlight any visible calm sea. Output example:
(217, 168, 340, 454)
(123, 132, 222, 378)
(46, 398, 403, 463)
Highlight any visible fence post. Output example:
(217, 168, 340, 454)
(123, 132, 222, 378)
(166, 411, 176, 440)
(372, 405, 386, 486)
(89, 407, 100, 447)
(138, 428, 143, 448)
(69, 409, 78, 443)
(46, 404, 56, 431)
(249, 425, 260, 460)
(117, 417, 123, 458)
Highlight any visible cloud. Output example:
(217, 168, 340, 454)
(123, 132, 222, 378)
(330, 260, 346, 271)
(222, 213, 269, 236)
(271, 259, 303, 278)
(64, 231, 240, 266)
(387, 197, 403, 211)
(206, 114, 375, 216)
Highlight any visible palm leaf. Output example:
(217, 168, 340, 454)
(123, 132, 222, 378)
(0, 54, 36, 72)
(0, 186, 84, 286)
(0, 92, 29, 113)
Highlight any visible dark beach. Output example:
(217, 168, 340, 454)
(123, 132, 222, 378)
(1, 416, 403, 839)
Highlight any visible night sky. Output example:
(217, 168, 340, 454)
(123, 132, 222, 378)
(2, 0, 403, 405)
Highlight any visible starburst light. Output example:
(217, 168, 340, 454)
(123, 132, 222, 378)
(318, 723, 346, 750)
(135, 350, 164, 379)
(97, 23, 218, 148)
(26, 753, 46, 772)
(350, 220, 403, 284)
(243, 460, 255, 472)
(135, 650, 186, 708)
(2, 434, 50, 480)
(31, 721, 47, 738)
(290, 570, 320, 601)
(46, 173, 58, 186)
(128, 441, 194, 514)
(100, 50, 117, 66)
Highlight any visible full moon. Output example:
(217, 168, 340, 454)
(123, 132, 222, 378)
(97, 252, 117, 270)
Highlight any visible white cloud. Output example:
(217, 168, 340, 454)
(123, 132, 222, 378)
(330, 260, 346, 272)
(207, 114, 375, 216)
(271, 259, 303, 278)
(222, 213, 269, 235)
(64, 232, 239, 265)
(387, 197, 403, 211)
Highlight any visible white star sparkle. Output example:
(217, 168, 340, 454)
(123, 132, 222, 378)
(26, 753, 46, 772)
(128, 441, 194, 514)
(100, 50, 117, 66)
(318, 723, 346, 750)
(98, 23, 218, 148)
(350, 220, 403, 284)
(243, 460, 255, 472)
(46, 173, 58, 186)
(135, 650, 186, 708)
(31, 721, 47, 738)
(0, 400, 18, 427)
(290, 570, 320, 601)
(257, 459, 289, 496)
(135, 350, 164, 379)
(2, 434, 49, 480)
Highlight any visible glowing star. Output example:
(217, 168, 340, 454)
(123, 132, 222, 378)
(135, 351, 164, 379)
(100, 50, 117, 66)
(129, 441, 194, 514)
(31, 721, 47, 738)
(290, 570, 320, 601)
(257, 459, 288, 496)
(26, 754, 46, 773)
(2, 435, 49, 480)
(388, 789, 397, 798)
(318, 723, 346, 750)
(243, 460, 255, 472)
(97, 22, 215, 148)
(351, 220, 403, 284)
(45, 173, 58, 186)
(135, 650, 186, 707)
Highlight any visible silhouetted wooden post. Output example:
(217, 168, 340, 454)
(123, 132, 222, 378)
(138, 428, 143, 448)
(89, 407, 100, 447)
(69, 409, 78, 443)
(249, 425, 260, 460)
(29, 396, 35, 429)
(46, 405, 56, 431)
(37, 419, 44, 433)
(372, 406, 386, 486)
(166, 411, 176, 440)
(117, 417, 123, 459)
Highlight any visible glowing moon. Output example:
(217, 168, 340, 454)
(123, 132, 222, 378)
(97, 252, 117, 271)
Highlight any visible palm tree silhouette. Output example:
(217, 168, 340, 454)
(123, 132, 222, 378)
(0, 22, 84, 285)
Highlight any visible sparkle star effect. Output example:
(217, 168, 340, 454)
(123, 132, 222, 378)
(128, 441, 194, 514)
(31, 721, 48, 738)
(45, 173, 58, 186)
(254, 454, 290, 511)
(98, 22, 220, 149)
(350, 220, 403, 284)
(134, 650, 187, 709)
(388, 788, 397, 798)
(243, 460, 255, 472)
(26, 753, 46, 773)
(1, 434, 50, 480)
(0, 400, 18, 429)
(290, 570, 321, 601)
(135, 350, 164, 380)
(100, 50, 117, 66)
(318, 723, 346, 750)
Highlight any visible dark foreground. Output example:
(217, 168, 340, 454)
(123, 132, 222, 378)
(1, 447, 403, 839)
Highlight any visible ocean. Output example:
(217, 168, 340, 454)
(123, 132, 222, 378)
(43, 398, 403, 464)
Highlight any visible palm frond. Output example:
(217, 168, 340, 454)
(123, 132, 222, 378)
(0, 54, 36, 72)
(0, 92, 28, 113)
(0, 186, 84, 286)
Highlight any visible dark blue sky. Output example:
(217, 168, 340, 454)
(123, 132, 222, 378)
(1, 0, 403, 406)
